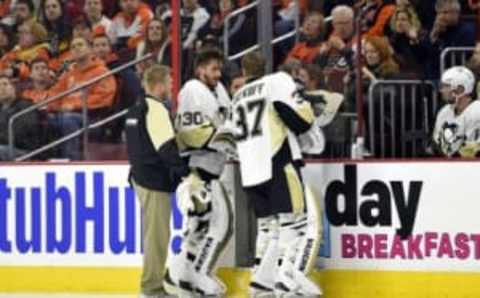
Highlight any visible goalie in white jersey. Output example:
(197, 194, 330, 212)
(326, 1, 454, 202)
(231, 52, 323, 296)
(433, 66, 480, 157)
(163, 48, 233, 296)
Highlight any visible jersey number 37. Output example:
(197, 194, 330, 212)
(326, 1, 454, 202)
(235, 98, 266, 141)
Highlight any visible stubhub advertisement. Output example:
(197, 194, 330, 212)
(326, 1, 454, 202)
(0, 164, 184, 267)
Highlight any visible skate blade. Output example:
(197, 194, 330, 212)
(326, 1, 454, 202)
(163, 281, 195, 297)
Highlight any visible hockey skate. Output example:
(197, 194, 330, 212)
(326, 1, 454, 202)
(164, 266, 226, 297)
(274, 268, 323, 297)
(249, 279, 275, 298)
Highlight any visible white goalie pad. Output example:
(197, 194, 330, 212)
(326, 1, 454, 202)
(298, 124, 326, 155)
(305, 89, 344, 127)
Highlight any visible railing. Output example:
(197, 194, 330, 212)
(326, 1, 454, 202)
(223, 0, 313, 62)
(223, 1, 258, 60)
(8, 53, 153, 161)
(367, 80, 438, 158)
(440, 47, 475, 75)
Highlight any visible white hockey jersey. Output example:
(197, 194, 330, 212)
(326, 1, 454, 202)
(231, 72, 314, 187)
(433, 100, 480, 157)
(176, 79, 231, 175)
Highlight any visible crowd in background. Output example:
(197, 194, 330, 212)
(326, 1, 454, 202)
(0, 0, 478, 160)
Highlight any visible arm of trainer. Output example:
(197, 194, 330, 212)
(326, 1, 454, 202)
(146, 98, 189, 181)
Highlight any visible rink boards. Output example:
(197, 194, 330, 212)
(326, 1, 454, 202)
(0, 161, 479, 297)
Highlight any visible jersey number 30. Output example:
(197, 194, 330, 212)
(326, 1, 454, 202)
(235, 99, 266, 141)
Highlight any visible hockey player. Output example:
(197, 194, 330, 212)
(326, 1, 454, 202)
(433, 66, 480, 157)
(231, 52, 323, 297)
(163, 48, 234, 296)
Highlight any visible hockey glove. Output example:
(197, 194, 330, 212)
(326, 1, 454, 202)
(176, 172, 211, 214)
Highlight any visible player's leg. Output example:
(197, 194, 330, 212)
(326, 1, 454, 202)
(188, 180, 233, 295)
(164, 174, 214, 296)
(165, 179, 233, 296)
(293, 184, 322, 275)
(273, 163, 322, 296)
(164, 206, 209, 296)
(245, 182, 279, 296)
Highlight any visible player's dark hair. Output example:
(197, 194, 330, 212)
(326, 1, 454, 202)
(194, 47, 224, 70)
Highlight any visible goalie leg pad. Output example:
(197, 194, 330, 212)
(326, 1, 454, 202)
(293, 184, 323, 274)
(166, 181, 233, 296)
(188, 180, 233, 295)
(275, 212, 323, 296)
(250, 216, 279, 292)
(191, 180, 233, 274)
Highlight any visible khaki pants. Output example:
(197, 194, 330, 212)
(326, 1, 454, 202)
(132, 180, 171, 295)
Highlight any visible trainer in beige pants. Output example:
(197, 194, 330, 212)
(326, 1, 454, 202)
(133, 179, 171, 295)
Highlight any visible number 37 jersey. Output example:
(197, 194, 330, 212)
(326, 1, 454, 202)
(231, 72, 315, 187)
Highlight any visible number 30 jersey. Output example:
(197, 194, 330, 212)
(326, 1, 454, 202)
(176, 79, 231, 176)
(231, 72, 315, 187)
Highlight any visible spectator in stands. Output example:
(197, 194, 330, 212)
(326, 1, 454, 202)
(10, 0, 36, 31)
(210, 0, 257, 57)
(208, 0, 240, 37)
(363, 35, 400, 80)
(0, 20, 49, 79)
(298, 63, 324, 91)
(22, 57, 53, 103)
(110, 0, 153, 50)
(84, 0, 113, 41)
(94, 31, 142, 141)
(359, 0, 396, 37)
(427, 0, 476, 79)
(314, 5, 356, 93)
(207, 0, 252, 55)
(47, 36, 117, 159)
(387, 7, 430, 76)
(39, 0, 72, 57)
(136, 17, 170, 76)
(273, 0, 315, 36)
(181, 0, 210, 49)
(273, 0, 303, 54)
(0, 23, 14, 57)
(344, 36, 399, 108)
(161, 0, 210, 49)
(48, 16, 95, 74)
(72, 15, 94, 41)
(392, 0, 421, 28)
(347, 36, 402, 156)
(0, 75, 40, 160)
(285, 11, 324, 64)
(93, 32, 118, 64)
